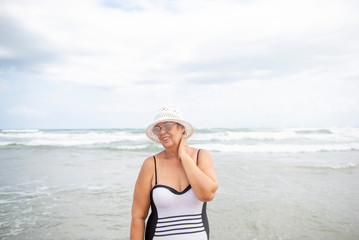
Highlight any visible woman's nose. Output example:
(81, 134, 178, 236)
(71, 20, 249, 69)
(159, 126, 166, 134)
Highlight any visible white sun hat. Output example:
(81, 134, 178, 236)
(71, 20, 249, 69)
(145, 106, 194, 143)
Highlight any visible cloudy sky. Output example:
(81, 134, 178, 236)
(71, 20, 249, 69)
(0, 0, 358, 129)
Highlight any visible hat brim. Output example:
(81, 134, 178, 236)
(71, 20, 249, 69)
(145, 119, 194, 143)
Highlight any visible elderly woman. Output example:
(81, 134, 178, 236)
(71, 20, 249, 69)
(130, 106, 218, 240)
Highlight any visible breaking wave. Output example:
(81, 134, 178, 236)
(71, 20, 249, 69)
(1, 127, 359, 153)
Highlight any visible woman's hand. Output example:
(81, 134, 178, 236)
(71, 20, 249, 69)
(178, 137, 219, 202)
(178, 135, 189, 160)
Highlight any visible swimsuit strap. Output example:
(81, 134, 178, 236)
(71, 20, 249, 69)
(196, 149, 201, 165)
(153, 156, 158, 185)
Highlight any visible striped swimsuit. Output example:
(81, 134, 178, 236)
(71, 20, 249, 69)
(145, 150, 209, 240)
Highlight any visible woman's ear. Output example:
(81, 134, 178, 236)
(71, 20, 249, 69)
(180, 125, 186, 135)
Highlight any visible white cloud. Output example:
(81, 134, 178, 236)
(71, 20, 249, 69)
(0, 47, 15, 59)
(1, 0, 358, 87)
(0, 0, 358, 128)
(7, 106, 48, 118)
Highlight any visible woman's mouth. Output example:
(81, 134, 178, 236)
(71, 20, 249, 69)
(162, 136, 170, 142)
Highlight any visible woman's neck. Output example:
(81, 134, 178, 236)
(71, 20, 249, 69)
(164, 147, 180, 160)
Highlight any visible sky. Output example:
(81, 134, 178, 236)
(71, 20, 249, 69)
(0, 0, 359, 129)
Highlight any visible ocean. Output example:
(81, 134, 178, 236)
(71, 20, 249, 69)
(1, 128, 359, 239)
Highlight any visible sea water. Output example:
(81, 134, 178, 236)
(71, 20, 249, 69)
(0, 128, 359, 239)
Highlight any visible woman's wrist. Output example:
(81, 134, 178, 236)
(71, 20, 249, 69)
(180, 153, 194, 165)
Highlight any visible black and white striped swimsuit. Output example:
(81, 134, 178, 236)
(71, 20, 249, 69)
(145, 150, 209, 240)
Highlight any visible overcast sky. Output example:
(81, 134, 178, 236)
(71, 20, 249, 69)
(1, 0, 358, 129)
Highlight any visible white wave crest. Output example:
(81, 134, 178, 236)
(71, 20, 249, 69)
(192, 128, 353, 141)
(2, 129, 39, 133)
(0, 130, 148, 147)
(194, 143, 359, 153)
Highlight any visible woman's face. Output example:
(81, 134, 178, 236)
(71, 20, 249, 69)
(154, 122, 184, 147)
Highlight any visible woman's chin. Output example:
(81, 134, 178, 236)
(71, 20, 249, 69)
(161, 141, 172, 148)
(161, 139, 178, 148)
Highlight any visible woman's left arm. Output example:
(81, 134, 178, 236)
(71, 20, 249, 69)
(179, 136, 218, 202)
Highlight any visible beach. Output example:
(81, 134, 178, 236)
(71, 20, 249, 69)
(1, 128, 359, 239)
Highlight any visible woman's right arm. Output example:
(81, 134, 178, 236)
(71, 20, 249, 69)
(130, 157, 154, 240)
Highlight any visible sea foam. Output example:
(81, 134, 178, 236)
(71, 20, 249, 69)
(1, 128, 359, 153)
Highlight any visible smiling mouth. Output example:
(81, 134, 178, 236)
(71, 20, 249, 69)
(161, 136, 170, 141)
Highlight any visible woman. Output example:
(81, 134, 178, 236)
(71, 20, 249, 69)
(130, 106, 218, 240)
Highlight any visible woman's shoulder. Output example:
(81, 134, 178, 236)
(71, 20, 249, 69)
(142, 150, 165, 167)
(197, 148, 210, 155)
(191, 147, 210, 156)
(152, 150, 168, 159)
(188, 147, 212, 162)
(141, 156, 156, 173)
(196, 148, 213, 164)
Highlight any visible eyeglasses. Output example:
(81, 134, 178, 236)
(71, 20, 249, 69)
(152, 122, 176, 136)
